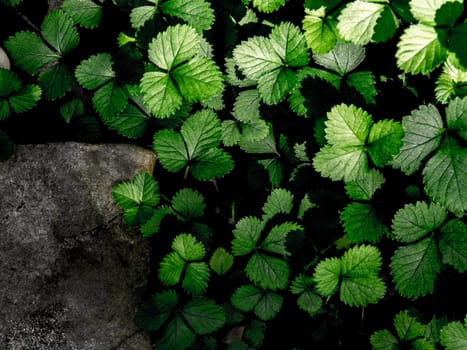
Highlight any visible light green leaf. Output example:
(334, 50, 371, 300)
(171, 188, 206, 220)
(392, 201, 447, 244)
(172, 56, 224, 102)
(396, 24, 447, 75)
(297, 194, 316, 219)
(435, 55, 467, 104)
(140, 206, 173, 237)
(103, 104, 149, 139)
(439, 219, 467, 272)
(75, 53, 115, 90)
(252, 0, 286, 13)
(93, 81, 128, 120)
(440, 319, 467, 350)
(340, 203, 385, 243)
(148, 24, 200, 70)
(313, 145, 368, 182)
(314, 41, 366, 75)
(62, 0, 102, 29)
(140, 71, 182, 118)
(155, 314, 195, 350)
(337, 1, 386, 45)
(183, 262, 210, 295)
(241, 118, 269, 142)
(190, 147, 234, 180)
(345, 169, 385, 200)
(221, 120, 241, 146)
(4, 31, 57, 75)
(130, 5, 156, 29)
(38, 63, 74, 100)
(41, 10, 79, 54)
(409, 0, 461, 26)
(231, 285, 263, 312)
(112, 172, 159, 213)
(394, 309, 426, 342)
(159, 252, 186, 286)
(153, 129, 187, 172)
(269, 22, 309, 67)
(324, 103, 372, 146)
(367, 119, 404, 167)
(446, 96, 467, 140)
(245, 253, 289, 290)
(262, 188, 294, 221)
(8, 84, 42, 114)
(391, 236, 441, 297)
(257, 68, 297, 105)
(232, 217, 265, 256)
(370, 329, 399, 350)
(340, 274, 386, 307)
(261, 222, 302, 256)
(341, 244, 382, 276)
(313, 257, 341, 296)
(254, 291, 283, 321)
(172, 233, 206, 261)
(232, 89, 261, 123)
(210, 247, 234, 275)
(239, 125, 278, 154)
(392, 104, 444, 174)
(161, 0, 215, 32)
(134, 290, 177, 331)
(423, 137, 467, 215)
(181, 298, 225, 334)
(302, 7, 338, 54)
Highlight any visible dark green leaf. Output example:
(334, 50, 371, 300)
(41, 10, 79, 54)
(62, 0, 102, 28)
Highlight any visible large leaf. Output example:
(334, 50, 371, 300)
(302, 7, 338, 54)
(440, 318, 467, 350)
(232, 89, 261, 122)
(182, 262, 210, 295)
(232, 217, 265, 256)
(75, 53, 115, 90)
(161, 0, 215, 32)
(340, 202, 386, 243)
(41, 10, 79, 54)
(93, 81, 128, 119)
(140, 71, 182, 118)
(38, 63, 74, 100)
(103, 104, 149, 139)
(367, 119, 404, 167)
(245, 253, 289, 290)
(171, 188, 206, 220)
(439, 219, 467, 272)
(345, 169, 385, 201)
(409, 0, 462, 26)
(313, 41, 366, 75)
(269, 22, 309, 67)
(257, 67, 298, 105)
(446, 96, 467, 140)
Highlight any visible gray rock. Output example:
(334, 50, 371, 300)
(0, 46, 10, 70)
(0, 143, 156, 350)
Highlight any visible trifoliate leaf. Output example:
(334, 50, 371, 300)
(171, 188, 206, 220)
(440, 318, 467, 350)
(112, 172, 159, 211)
(435, 55, 467, 104)
(345, 169, 385, 200)
(93, 81, 128, 119)
(269, 22, 310, 67)
(183, 262, 210, 295)
(172, 233, 206, 261)
(337, 1, 387, 45)
(302, 7, 338, 54)
(62, 0, 102, 28)
(231, 285, 263, 312)
(4, 31, 57, 75)
(8, 84, 42, 114)
(396, 24, 447, 75)
(392, 201, 447, 244)
(313, 257, 341, 296)
(262, 188, 294, 221)
(340, 203, 385, 243)
(313, 41, 366, 75)
(134, 290, 177, 331)
(148, 24, 200, 71)
(130, 5, 156, 29)
(423, 137, 467, 215)
(140, 72, 183, 118)
(41, 10, 79, 54)
(159, 252, 186, 286)
(232, 89, 261, 123)
(439, 219, 467, 272)
(232, 217, 265, 256)
(181, 109, 221, 158)
(75, 53, 115, 90)
(103, 104, 149, 139)
(392, 104, 444, 174)
(172, 55, 224, 102)
(324, 103, 372, 146)
(394, 309, 426, 342)
(161, 0, 215, 32)
(391, 236, 441, 298)
(261, 222, 302, 256)
(367, 119, 404, 167)
(252, 0, 286, 13)
(245, 253, 289, 290)
(210, 247, 234, 275)
(155, 314, 196, 350)
(181, 298, 225, 334)
(38, 63, 74, 100)
(313, 145, 368, 182)
(254, 291, 283, 321)
(446, 96, 467, 140)
(344, 70, 377, 105)
(370, 329, 399, 350)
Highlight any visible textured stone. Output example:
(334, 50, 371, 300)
(0, 46, 10, 70)
(0, 143, 156, 350)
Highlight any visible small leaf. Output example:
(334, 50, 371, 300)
(370, 329, 399, 350)
(439, 219, 467, 272)
(130, 5, 156, 29)
(232, 89, 261, 123)
(341, 202, 385, 243)
(0, 68, 21, 97)
(367, 119, 404, 167)
(62, 0, 102, 29)
(8, 84, 42, 114)
(181, 298, 225, 334)
(231, 285, 263, 312)
(313, 257, 341, 296)
(394, 309, 426, 342)
(210, 247, 234, 275)
(159, 252, 186, 286)
(262, 188, 294, 221)
(75, 53, 115, 90)
(171, 188, 206, 220)
(302, 7, 338, 54)
(172, 233, 206, 261)
(41, 10, 79, 54)
(345, 169, 385, 201)
(410, 0, 461, 26)
(183, 262, 210, 295)
(103, 104, 149, 139)
(261, 222, 302, 256)
(435, 55, 467, 104)
(314, 41, 366, 75)
(446, 96, 467, 140)
(141, 206, 173, 237)
(190, 147, 234, 181)
(38, 63, 74, 100)
(245, 253, 289, 290)
(254, 291, 283, 321)
(161, 0, 215, 32)
(134, 290, 177, 331)
(252, 0, 286, 13)
(257, 68, 298, 105)
(232, 217, 265, 256)
(93, 81, 128, 119)
(440, 319, 467, 350)
(153, 129, 187, 172)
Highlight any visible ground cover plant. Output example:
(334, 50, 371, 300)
(0, 0, 466, 348)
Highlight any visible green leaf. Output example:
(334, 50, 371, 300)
(210, 247, 234, 275)
(392, 104, 444, 174)
(440, 319, 467, 350)
(141, 206, 173, 237)
(252, 0, 286, 13)
(370, 329, 399, 350)
(391, 236, 441, 298)
(221, 120, 241, 146)
(435, 55, 467, 104)
(367, 119, 404, 167)
(155, 314, 196, 350)
(313, 257, 341, 297)
(423, 137, 467, 215)
(244, 319, 266, 347)
(291, 275, 322, 316)
(75, 53, 115, 90)
(313, 41, 366, 75)
(103, 104, 149, 139)
(93, 81, 128, 119)
(38, 63, 74, 100)
(241, 119, 269, 142)
(232, 217, 265, 256)
(231, 285, 263, 312)
(62, 0, 102, 28)
(0, 68, 21, 97)
(446, 96, 467, 141)
(410, 0, 462, 26)
(161, 0, 215, 32)
(340, 202, 385, 243)
(439, 219, 467, 272)
(140, 71, 183, 118)
(130, 5, 156, 29)
(4, 31, 57, 75)
(183, 262, 210, 295)
(112, 172, 159, 213)
(181, 298, 225, 334)
(245, 253, 289, 290)
(269, 22, 309, 67)
(345, 169, 385, 200)
(171, 188, 206, 220)
(172, 233, 206, 261)
(41, 10, 79, 54)
(372, 4, 399, 43)
(159, 252, 186, 286)
(261, 222, 302, 256)
(8, 84, 42, 114)
(324, 103, 372, 147)
(239, 124, 278, 154)
(392, 201, 447, 244)
(435, 1, 464, 27)
(262, 188, 294, 221)
(232, 89, 261, 122)
(337, 1, 387, 45)
(257, 68, 297, 105)
(344, 70, 377, 105)
(396, 24, 447, 75)
(394, 310, 426, 342)
(153, 129, 187, 172)
(190, 147, 235, 181)
(302, 7, 338, 54)
(148, 24, 200, 70)
(134, 290, 177, 331)
(254, 291, 283, 321)
(313, 145, 368, 182)
(297, 194, 316, 219)
(448, 22, 467, 68)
